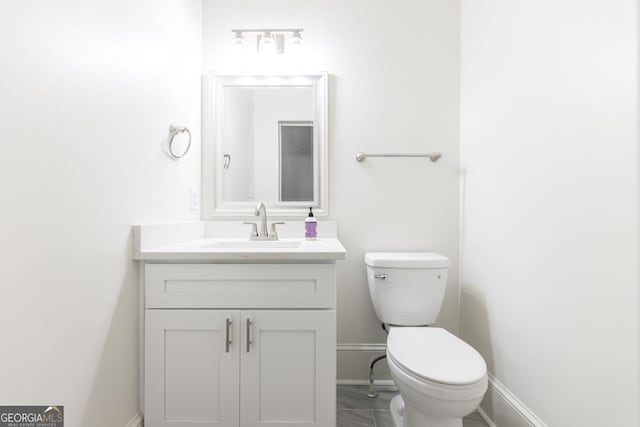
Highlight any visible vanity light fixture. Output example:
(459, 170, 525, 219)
(230, 28, 304, 54)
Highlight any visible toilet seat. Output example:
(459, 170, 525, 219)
(387, 327, 486, 386)
(387, 354, 488, 407)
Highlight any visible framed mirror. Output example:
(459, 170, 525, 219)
(202, 72, 328, 218)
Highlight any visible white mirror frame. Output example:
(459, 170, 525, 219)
(202, 72, 329, 219)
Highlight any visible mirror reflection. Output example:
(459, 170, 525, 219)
(203, 72, 327, 218)
(222, 86, 314, 203)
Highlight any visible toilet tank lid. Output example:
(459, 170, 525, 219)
(365, 252, 449, 268)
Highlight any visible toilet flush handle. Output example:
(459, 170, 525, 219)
(374, 273, 388, 280)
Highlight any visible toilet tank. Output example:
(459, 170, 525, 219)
(365, 252, 449, 326)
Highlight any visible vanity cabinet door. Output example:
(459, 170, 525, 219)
(240, 310, 336, 427)
(145, 310, 240, 427)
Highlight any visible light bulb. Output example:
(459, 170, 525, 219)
(259, 31, 277, 55)
(230, 31, 245, 50)
(289, 31, 303, 50)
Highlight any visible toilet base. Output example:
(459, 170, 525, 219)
(390, 394, 462, 427)
(390, 394, 404, 427)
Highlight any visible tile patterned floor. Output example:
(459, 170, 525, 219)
(337, 385, 488, 427)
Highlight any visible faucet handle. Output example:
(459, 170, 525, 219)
(269, 222, 285, 240)
(243, 221, 258, 238)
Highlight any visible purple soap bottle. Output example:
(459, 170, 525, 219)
(305, 207, 317, 240)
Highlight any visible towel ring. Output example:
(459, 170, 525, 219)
(168, 125, 191, 159)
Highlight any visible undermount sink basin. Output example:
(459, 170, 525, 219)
(204, 240, 302, 249)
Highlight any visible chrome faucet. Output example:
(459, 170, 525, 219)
(244, 202, 284, 240)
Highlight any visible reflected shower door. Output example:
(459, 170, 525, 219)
(279, 121, 313, 202)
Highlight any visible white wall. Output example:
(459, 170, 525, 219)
(460, 1, 639, 425)
(0, 2, 202, 426)
(223, 88, 255, 201)
(203, 0, 460, 381)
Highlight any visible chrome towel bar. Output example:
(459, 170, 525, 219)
(355, 152, 442, 163)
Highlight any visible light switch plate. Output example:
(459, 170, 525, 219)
(190, 187, 200, 210)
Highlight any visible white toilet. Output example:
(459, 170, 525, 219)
(365, 252, 488, 427)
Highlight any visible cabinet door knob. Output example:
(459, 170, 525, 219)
(246, 318, 253, 353)
(225, 318, 232, 353)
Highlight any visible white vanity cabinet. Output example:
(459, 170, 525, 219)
(143, 263, 337, 427)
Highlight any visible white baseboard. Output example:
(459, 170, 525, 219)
(477, 407, 498, 427)
(337, 379, 397, 388)
(126, 412, 143, 427)
(480, 373, 547, 427)
(337, 343, 386, 352)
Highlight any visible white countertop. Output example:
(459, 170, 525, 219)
(132, 222, 346, 263)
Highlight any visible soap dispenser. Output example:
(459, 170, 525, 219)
(305, 207, 317, 240)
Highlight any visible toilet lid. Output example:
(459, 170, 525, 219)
(387, 327, 486, 386)
(365, 252, 449, 268)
